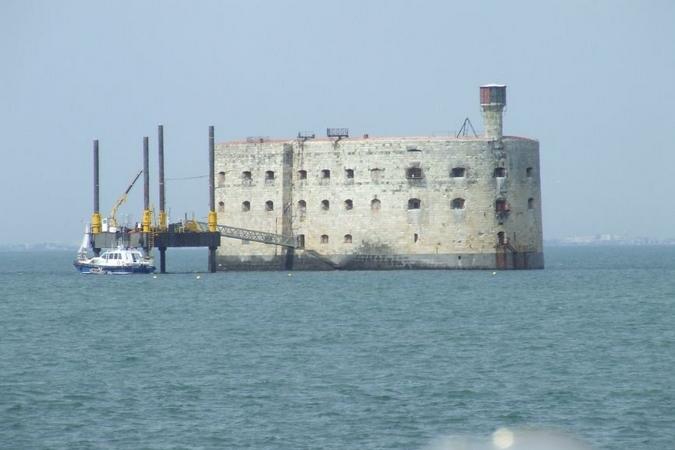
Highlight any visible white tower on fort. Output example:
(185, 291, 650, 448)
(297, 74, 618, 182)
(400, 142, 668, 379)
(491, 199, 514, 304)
(480, 84, 506, 140)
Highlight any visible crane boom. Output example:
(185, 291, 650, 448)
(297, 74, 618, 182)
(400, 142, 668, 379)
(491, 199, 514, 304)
(108, 170, 143, 228)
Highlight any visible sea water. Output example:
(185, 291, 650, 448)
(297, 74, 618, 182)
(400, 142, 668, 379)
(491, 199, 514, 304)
(0, 247, 674, 449)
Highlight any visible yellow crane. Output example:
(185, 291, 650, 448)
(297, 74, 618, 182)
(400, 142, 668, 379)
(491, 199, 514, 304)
(108, 170, 143, 229)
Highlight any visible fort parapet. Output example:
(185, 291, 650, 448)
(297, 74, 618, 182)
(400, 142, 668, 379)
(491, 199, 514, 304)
(214, 85, 543, 270)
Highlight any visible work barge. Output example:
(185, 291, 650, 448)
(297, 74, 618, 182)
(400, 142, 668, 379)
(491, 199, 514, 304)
(88, 126, 296, 273)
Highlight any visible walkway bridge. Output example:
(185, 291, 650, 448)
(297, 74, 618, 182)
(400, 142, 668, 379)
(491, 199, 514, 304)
(195, 222, 296, 248)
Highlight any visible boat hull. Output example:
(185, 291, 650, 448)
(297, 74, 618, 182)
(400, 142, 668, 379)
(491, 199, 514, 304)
(73, 260, 155, 274)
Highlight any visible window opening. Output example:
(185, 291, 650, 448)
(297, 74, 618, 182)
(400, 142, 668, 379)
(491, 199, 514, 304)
(321, 199, 330, 210)
(320, 234, 329, 244)
(242, 201, 250, 212)
(344, 234, 352, 244)
(414, 233, 419, 243)
(371, 198, 381, 211)
(296, 234, 305, 249)
(526, 167, 533, 177)
(321, 169, 330, 179)
(217, 171, 225, 186)
(344, 199, 353, 210)
(497, 231, 506, 245)
(265, 171, 275, 184)
(406, 167, 423, 179)
(451, 198, 465, 209)
(265, 200, 274, 211)
(217, 201, 224, 213)
(528, 198, 535, 209)
(297, 200, 306, 213)
(408, 198, 421, 209)
(345, 169, 354, 179)
(494, 167, 506, 178)
(242, 171, 252, 185)
(451, 167, 466, 177)
(495, 199, 508, 212)
(298, 170, 307, 180)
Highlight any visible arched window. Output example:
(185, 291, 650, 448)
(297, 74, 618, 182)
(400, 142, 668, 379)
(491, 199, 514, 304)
(217, 201, 224, 212)
(320, 234, 329, 244)
(321, 199, 330, 210)
(217, 171, 225, 186)
(528, 198, 535, 209)
(344, 199, 353, 210)
(298, 170, 307, 180)
(370, 168, 383, 182)
(265, 200, 274, 211)
(242, 201, 250, 212)
(497, 231, 506, 245)
(371, 198, 381, 211)
(526, 167, 533, 177)
(494, 167, 506, 178)
(451, 198, 465, 209)
(296, 234, 305, 249)
(451, 167, 466, 178)
(344, 234, 352, 244)
(408, 198, 421, 210)
(297, 200, 306, 212)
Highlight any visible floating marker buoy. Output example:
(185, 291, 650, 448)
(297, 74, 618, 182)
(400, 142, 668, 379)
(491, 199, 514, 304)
(288, 273, 292, 277)
(153, 275, 157, 279)
(492, 271, 497, 275)
(196, 275, 201, 279)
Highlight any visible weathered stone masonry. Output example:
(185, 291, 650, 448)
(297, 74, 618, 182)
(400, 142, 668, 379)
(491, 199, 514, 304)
(214, 85, 544, 270)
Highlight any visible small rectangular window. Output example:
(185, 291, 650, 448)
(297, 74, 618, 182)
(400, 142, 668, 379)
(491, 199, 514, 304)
(406, 167, 423, 179)
(451, 167, 465, 178)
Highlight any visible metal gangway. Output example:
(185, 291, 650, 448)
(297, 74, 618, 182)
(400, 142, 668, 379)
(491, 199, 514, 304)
(196, 222, 296, 248)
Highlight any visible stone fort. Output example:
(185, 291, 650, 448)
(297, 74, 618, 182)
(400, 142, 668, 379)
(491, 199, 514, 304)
(214, 85, 543, 270)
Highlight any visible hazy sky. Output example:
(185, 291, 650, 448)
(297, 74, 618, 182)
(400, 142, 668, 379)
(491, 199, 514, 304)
(1, 0, 674, 244)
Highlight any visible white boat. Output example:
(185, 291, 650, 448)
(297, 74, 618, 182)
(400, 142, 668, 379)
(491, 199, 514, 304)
(73, 226, 155, 274)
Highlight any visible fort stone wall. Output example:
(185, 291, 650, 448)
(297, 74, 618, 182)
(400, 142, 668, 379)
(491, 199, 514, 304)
(214, 135, 543, 270)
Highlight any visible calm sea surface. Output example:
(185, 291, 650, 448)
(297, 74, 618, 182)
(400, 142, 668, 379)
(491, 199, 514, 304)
(1, 247, 674, 450)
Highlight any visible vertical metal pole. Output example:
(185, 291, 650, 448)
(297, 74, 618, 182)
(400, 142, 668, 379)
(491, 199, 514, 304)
(93, 140, 99, 216)
(142, 137, 152, 254)
(208, 126, 216, 215)
(158, 125, 166, 227)
(208, 126, 217, 273)
(91, 140, 102, 255)
(143, 137, 150, 212)
(158, 126, 167, 273)
(208, 248, 216, 273)
(160, 248, 166, 273)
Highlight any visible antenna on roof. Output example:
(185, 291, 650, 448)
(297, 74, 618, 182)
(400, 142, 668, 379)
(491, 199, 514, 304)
(297, 131, 315, 141)
(456, 118, 478, 138)
(327, 128, 349, 148)
(327, 128, 349, 139)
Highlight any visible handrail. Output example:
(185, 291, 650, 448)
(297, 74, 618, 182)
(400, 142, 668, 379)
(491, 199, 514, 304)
(196, 222, 296, 248)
